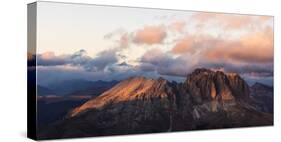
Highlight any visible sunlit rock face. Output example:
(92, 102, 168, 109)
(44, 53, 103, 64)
(70, 76, 178, 117)
(183, 68, 249, 105)
(181, 68, 252, 120)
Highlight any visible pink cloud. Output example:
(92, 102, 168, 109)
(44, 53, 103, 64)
(203, 27, 273, 63)
(40, 51, 56, 59)
(141, 48, 165, 62)
(133, 25, 166, 45)
(171, 35, 195, 54)
(171, 35, 217, 55)
(191, 12, 272, 30)
(169, 21, 186, 32)
(169, 25, 273, 64)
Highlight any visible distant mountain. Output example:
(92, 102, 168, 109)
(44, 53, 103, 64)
(38, 68, 273, 140)
(37, 85, 56, 96)
(67, 80, 119, 97)
(47, 79, 118, 96)
(251, 82, 273, 94)
(250, 82, 273, 113)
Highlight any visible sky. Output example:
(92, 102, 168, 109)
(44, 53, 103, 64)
(33, 1, 274, 86)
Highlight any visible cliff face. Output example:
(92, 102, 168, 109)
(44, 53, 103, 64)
(38, 68, 273, 140)
(184, 68, 249, 104)
(181, 68, 251, 118)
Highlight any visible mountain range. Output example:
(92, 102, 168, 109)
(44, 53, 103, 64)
(38, 80, 118, 97)
(37, 85, 56, 96)
(38, 68, 273, 140)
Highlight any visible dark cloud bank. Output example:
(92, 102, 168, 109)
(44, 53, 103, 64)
(34, 47, 273, 87)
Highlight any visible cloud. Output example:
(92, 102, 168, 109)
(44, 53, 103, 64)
(84, 49, 118, 71)
(169, 21, 186, 32)
(169, 26, 273, 64)
(105, 21, 186, 48)
(171, 36, 194, 54)
(37, 49, 92, 67)
(103, 28, 126, 39)
(191, 12, 272, 31)
(171, 34, 220, 55)
(103, 29, 131, 49)
(37, 62, 143, 86)
(133, 25, 167, 45)
(138, 25, 273, 79)
(37, 52, 69, 66)
(202, 27, 273, 63)
(139, 48, 195, 77)
(171, 35, 211, 54)
(192, 13, 249, 29)
(119, 33, 130, 48)
(71, 49, 87, 59)
(37, 49, 118, 72)
(37, 12, 273, 86)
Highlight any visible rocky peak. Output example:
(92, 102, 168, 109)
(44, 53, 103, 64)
(183, 68, 250, 105)
(157, 76, 166, 81)
(192, 68, 213, 75)
(69, 76, 176, 117)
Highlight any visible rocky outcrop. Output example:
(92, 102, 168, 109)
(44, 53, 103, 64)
(38, 68, 272, 140)
(184, 68, 249, 104)
(179, 68, 256, 123)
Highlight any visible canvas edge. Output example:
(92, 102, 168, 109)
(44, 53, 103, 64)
(27, 2, 38, 140)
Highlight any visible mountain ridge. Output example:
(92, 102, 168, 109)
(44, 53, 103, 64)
(38, 68, 273, 139)
(45, 79, 118, 96)
(70, 76, 175, 117)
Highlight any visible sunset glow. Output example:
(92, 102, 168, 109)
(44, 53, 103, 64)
(34, 2, 273, 86)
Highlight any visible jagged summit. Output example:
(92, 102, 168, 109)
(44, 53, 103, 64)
(190, 68, 239, 77)
(185, 68, 250, 104)
(192, 68, 213, 75)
